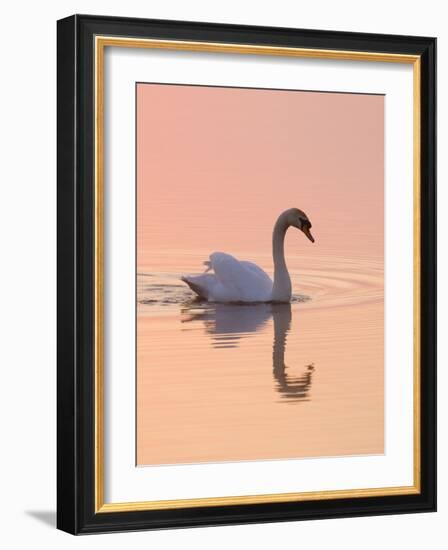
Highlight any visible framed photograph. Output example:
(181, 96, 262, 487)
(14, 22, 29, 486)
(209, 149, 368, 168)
(57, 14, 436, 534)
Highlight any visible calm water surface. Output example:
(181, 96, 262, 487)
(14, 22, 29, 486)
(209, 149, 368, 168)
(137, 254, 384, 465)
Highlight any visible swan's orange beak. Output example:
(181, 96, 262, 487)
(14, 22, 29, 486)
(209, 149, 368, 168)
(303, 226, 315, 243)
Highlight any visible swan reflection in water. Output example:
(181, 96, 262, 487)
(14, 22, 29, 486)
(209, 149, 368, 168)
(181, 301, 315, 403)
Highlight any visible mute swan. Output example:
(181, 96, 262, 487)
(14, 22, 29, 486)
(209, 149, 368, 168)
(181, 208, 314, 303)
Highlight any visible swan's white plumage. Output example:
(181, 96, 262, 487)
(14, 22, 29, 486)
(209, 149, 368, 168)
(181, 208, 313, 303)
(182, 252, 273, 302)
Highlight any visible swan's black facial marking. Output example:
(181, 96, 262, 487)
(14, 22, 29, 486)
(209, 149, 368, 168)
(296, 212, 314, 243)
(300, 218, 312, 231)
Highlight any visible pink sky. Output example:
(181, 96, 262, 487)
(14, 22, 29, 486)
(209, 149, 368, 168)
(137, 84, 384, 272)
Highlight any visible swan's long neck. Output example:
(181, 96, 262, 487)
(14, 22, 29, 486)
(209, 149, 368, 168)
(271, 213, 292, 302)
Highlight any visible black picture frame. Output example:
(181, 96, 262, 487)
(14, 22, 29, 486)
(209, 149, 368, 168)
(57, 14, 436, 535)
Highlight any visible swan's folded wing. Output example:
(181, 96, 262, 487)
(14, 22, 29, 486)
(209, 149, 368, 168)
(239, 260, 273, 286)
(209, 252, 272, 301)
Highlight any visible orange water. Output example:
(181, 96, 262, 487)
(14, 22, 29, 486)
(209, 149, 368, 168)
(136, 253, 383, 465)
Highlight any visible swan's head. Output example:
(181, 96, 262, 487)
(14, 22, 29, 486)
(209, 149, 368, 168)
(287, 208, 314, 243)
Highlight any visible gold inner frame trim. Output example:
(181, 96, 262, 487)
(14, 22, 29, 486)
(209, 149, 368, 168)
(94, 35, 421, 514)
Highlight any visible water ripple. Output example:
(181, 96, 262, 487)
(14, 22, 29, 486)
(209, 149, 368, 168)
(137, 257, 382, 311)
